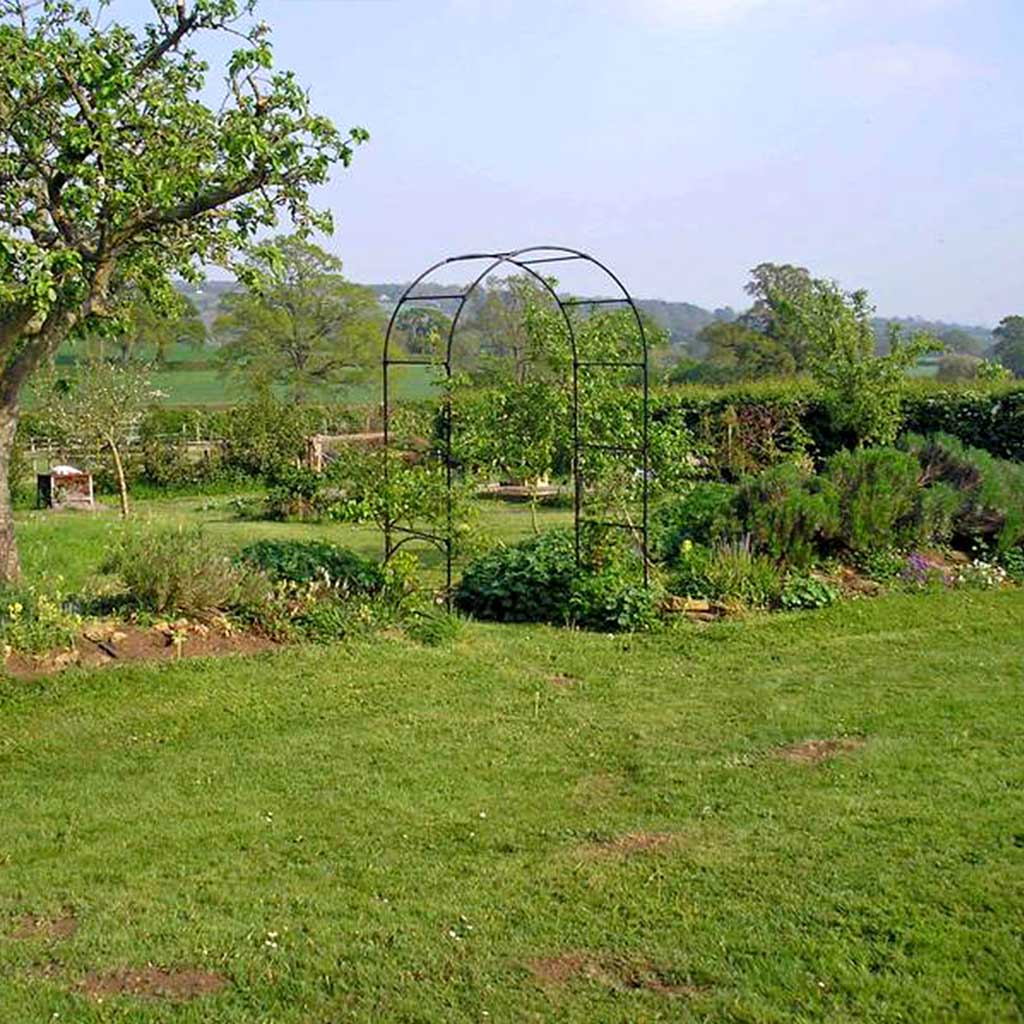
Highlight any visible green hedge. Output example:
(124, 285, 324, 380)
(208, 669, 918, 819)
(651, 379, 1024, 471)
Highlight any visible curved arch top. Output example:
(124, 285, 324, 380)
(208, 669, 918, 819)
(381, 245, 651, 598)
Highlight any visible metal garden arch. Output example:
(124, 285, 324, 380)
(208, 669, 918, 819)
(381, 245, 650, 596)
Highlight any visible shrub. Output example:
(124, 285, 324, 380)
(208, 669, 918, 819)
(454, 531, 578, 624)
(650, 380, 1024, 467)
(220, 390, 314, 478)
(294, 595, 376, 642)
(901, 384, 1024, 462)
(103, 526, 263, 618)
(905, 433, 1024, 552)
(569, 571, 660, 633)
(454, 529, 657, 631)
(404, 606, 463, 646)
(734, 462, 838, 567)
(237, 539, 383, 596)
(262, 465, 327, 521)
(652, 483, 737, 560)
(825, 447, 928, 554)
(669, 538, 784, 608)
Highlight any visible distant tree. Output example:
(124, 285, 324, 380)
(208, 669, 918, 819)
(115, 292, 206, 364)
(937, 327, 984, 357)
(697, 320, 796, 380)
(775, 280, 939, 446)
(664, 356, 703, 384)
(43, 357, 154, 517)
(392, 306, 451, 356)
(992, 316, 1024, 377)
(472, 275, 555, 385)
(936, 352, 982, 382)
(741, 262, 814, 367)
(216, 236, 382, 403)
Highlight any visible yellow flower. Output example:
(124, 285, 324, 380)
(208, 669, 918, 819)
(7, 602, 23, 619)
(681, 539, 694, 554)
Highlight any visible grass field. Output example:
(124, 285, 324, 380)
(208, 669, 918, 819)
(146, 364, 442, 407)
(34, 351, 442, 409)
(2, 500, 1023, 1021)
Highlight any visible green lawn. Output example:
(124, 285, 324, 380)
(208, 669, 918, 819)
(2, 504, 1023, 1021)
(14, 496, 574, 591)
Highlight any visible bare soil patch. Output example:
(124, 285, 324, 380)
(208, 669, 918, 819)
(835, 567, 884, 597)
(576, 831, 678, 860)
(528, 953, 704, 998)
(547, 673, 581, 688)
(5, 622, 277, 680)
(10, 912, 77, 941)
(78, 966, 227, 1003)
(662, 596, 733, 622)
(775, 737, 866, 764)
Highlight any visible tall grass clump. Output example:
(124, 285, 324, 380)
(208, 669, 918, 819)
(102, 525, 267, 619)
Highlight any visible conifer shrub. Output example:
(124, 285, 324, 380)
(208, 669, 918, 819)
(824, 447, 927, 554)
(733, 462, 839, 568)
(904, 433, 1024, 551)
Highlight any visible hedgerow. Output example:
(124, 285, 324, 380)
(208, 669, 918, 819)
(13, 381, 1024, 501)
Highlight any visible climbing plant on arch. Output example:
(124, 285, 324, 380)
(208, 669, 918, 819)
(381, 245, 652, 594)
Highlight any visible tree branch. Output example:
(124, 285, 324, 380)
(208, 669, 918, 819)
(129, 2, 199, 77)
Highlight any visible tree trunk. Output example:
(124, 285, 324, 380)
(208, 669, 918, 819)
(110, 442, 130, 518)
(0, 401, 22, 584)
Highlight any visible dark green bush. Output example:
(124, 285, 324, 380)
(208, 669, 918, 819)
(901, 385, 1024, 462)
(237, 539, 383, 595)
(650, 380, 1024, 470)
(734, 462, 838, 568)
(652, 483, 737, 559)
(905, 433, 1024, 551)
(454, 531, 578, 624)
(825, 447, 927, 554)
(568, 571, 660, 633)
(454, 529, 656, 631)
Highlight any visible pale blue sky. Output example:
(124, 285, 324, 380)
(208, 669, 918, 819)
(180, 0, 1023, 323)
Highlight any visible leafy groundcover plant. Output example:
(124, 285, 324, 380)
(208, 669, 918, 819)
(454, 529, 659, 632)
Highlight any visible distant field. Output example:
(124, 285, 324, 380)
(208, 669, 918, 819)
(34, 348, 442, 409)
